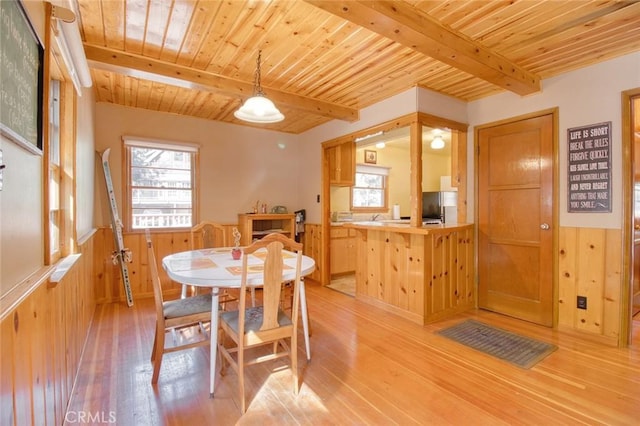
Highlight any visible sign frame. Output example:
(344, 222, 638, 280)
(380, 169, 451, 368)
(567, 121, 612, 213)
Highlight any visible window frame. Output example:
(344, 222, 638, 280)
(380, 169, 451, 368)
(48, 79, 62, 262)
(350, 164, 389, 213)
(123, 137, 200, 232)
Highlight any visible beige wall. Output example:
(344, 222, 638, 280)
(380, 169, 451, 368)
(76, 87, 96, 240)
(94, 103, 305, 225)
(0, 139, 44, 295)
(0, 0, 46, 296)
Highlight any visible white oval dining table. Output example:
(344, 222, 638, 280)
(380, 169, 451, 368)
(162, 246, 316, 397)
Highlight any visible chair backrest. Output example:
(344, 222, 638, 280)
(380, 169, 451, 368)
(145, 229, 165, 322)
(191, 221, 227, 250)
(240, 233, 303, 332)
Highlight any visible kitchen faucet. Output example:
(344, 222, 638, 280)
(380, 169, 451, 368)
(371, 213, 381, 221)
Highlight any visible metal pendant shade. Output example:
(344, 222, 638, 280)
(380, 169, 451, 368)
(234, 50, 284, 124)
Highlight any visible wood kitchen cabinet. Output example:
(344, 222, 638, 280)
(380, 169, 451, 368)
(330, 226, 356, 275)
(237, 213, 295, 245)
(327, 141, 354, 186)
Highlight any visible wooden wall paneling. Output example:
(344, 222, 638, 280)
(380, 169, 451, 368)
(558, 226, 578, 328)
(30, 287, 47, 426)
(448, 231, 459, 309)
(576, 229, 606, 334)
(43, 280, 58, 426)
(393, 233, 409, 311)
(302, 224, 322, 282)
(0, 318, 14, 424)
(453, 229, 465, 306)
(385, 232, 403, 308)
(0, 222, 98, 426)
(101, 228, 121, 302)
(424, 227, 475, 324)
(558, 227, 622, 343)
(354, 229, 368, 296)
(93, 228, 109, 303)
(461, 227, 475, 306)
(370, 231, 385, 300)
(123, 232, 142, 297)
(138, 232, 151, 298)
(13, 292, 36, 425)
(49, 268, 67, 426)
(64, 267, 79, 404)
(430, 233, 446, 316)
(407, 234, 426, 318)
(603, 229, 622, 339)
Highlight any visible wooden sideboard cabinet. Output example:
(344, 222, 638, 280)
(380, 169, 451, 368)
(327, 141, 354, 186)
(237, 213, 295, 245)
(330, 226, 356, 275)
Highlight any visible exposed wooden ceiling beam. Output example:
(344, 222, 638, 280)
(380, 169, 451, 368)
(305, 0, 541, 96)
(83, 44, 359, 122)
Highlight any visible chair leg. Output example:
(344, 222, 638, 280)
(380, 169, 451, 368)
(218, 333, 227, 376)
(150, 329, 158, 362)
(151, 327, 165, 384)
(238, 347, 246, 413)
(250, 287, 256, 307)
(291, 334, 298, 395)
(181, 284, 188, 299)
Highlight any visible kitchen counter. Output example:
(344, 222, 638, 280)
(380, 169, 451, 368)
(343, 221, 469, 234)
(344, 221, 474, 325)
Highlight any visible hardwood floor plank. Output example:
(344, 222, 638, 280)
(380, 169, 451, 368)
(66, 282, 640, 425)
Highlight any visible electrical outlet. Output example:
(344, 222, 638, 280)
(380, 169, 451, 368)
(577, 295, 587, 310)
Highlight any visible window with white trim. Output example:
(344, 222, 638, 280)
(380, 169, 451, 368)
(48, 79, 61, 261)
(351, 164, 389, 211)
(124, 138, 198, 231)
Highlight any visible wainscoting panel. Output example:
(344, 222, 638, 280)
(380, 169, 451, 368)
(0, 233, 97, 425)
(558, 226, 622, 343)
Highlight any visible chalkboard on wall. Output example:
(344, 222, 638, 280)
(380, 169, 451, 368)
(0, 0, 44, 155)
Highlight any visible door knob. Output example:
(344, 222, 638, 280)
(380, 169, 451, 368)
(635, 224, 640, 230)
(540, 223, 550, 230)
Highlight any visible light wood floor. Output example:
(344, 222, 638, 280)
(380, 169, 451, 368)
(67, 281, 640, 425)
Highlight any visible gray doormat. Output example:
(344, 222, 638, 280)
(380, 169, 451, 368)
(436, 319, 557, 369)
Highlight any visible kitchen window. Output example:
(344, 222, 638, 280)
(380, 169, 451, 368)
(351, 164, 389, 211)
(123, 137, 199, 231)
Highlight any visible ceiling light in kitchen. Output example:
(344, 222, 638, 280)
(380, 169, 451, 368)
(430, 136, 445, 149)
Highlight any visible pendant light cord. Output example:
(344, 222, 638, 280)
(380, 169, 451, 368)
(254, 50, 264, 96)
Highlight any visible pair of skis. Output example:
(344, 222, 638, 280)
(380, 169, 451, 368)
(100, 148, 133, 307)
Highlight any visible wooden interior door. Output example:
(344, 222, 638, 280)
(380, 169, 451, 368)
(632, 96, 640, 317)
(478, 113, 554, 326)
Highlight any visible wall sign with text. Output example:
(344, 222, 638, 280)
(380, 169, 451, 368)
(567, 121, 611, 212)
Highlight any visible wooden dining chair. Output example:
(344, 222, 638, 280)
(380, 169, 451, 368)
(217, 233, 303, 413)
(190, 220, 256, 307)
(146, 230, 212, 384)
(185, 221, 228, 298)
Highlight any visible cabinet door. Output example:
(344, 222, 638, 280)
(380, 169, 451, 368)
(330, 228, 356, 275)
(330, 238, 350, 274)
(328, 142, 354, 186)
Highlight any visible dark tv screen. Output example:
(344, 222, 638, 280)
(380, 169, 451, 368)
(422, 192, 441, 220)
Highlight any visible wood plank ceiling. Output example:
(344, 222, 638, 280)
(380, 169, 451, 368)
(75, 0, 640, 134)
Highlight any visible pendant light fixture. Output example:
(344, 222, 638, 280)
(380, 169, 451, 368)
(234, 50, 284, 123)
